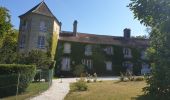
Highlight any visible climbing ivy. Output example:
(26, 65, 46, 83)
(55, 41, 147, 76)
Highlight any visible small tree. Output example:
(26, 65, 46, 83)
(73, 64, 85, 77)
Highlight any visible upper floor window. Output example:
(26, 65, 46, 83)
(123, 48, 132, 58)
(38, 36, 45, 49)
(82, 59, 93, 69)
(63, 43, 71, 53)
(105, 61, 112, 71)
(85, 45, 92, 56)
(39, 21, 47, 32)
(19, 35, 26, 49)
(104, 47, 114, 55)
(21, 20, 27, 30)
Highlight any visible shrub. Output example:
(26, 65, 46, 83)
(135, 76, 144, 81)
(93, 73, 97, 82)
(0, 64, 36, 97)
(72, 78, 88, 91)
(73, 64, 85, 77)
(120, 72, 125, 82)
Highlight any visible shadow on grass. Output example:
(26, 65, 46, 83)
(131, 94, 159, 100)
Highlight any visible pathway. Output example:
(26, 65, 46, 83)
(30, 77, 119, 100)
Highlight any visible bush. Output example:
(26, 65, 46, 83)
(120, 72, 125, 82)
(0, 64, 36, 97)
(73, 64, 85, 77)
(72, 78, 88, 91)
(135, 76, 144, 81)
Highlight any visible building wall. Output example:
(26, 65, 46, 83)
(55, 41, 150, 76)
(18, 13, 60, 59)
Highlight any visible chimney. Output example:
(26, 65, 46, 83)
(124, 28, 131, 38)
(59, 22, 62, 32)
(73, 20, 78, 36)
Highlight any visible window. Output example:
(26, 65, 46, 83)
(38, 36, 45, 49)
(141, 51, 146, 59)
(123, 61, 133, 73)
(21, 20, 27, 30)
(61, 57, 70, 71)
(85, 45, 92, 56)
(63, 43, 71, 53)
(141, 63, 150, 75)
(123, 48, 132, 58)
(82, 59, 93, 69)
(19, 35, 26, 48)
(105, 61, 112, 71)
(39, 21, 47, 32)
(104, 47, 114, 55)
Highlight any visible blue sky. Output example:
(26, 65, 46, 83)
(0, 0, 148, 36)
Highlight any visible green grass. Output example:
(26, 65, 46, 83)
(65, 81, 151, 100)
(3, 82, 49, 100)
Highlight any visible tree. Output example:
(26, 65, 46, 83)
(0, 7, 12, 46)
(0, 30, 18, 64)
(129, 0, 170, 99)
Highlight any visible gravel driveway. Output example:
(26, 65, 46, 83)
(30, 77, 119, 100)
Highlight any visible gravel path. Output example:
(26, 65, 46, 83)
(30, 77, 119, 100)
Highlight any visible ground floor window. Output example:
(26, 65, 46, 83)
(61, 57, 70, 71)
(141, 63, 150, 75)
(82, 59, 93, 69)
(105, 61, 112, 71)
(123, 61, 133, 73)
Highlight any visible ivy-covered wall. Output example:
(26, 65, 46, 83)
(54, 41, 147, 76)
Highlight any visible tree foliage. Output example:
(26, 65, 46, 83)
(129, 0, 170, 98)
(0, 7, 12, 41)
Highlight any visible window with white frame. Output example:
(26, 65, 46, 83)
(105, 61, 112, 71)
(82, 59, 93, 69)
(104, 47, 114, 55)
(63, 43, 71, 53)
(123, 48, 132, 58)
(85, 45, 92, 56)
(19, 35, 26, 48)
(39, 21, 47, 32)
(38, 36, 45, 49)
(61, 57, 70, 71)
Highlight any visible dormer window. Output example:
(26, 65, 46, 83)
(85, 45, 92, 56)
(123, 48, 132, 58)
(40, 21, 47, 32)
(104, 47, 114, 55)
(63, 43, 71, 53)
(38, 36, 45, 49)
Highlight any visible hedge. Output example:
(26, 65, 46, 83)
(0, 64, 36, 97)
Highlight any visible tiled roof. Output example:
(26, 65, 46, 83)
(19, 1, 60, 24)
(59, 31, 149, 48)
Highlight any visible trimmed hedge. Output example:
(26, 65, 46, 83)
(0, 64, 36, 97)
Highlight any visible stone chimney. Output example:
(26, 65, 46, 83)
(124, 28, 131, 38)
(73, 20, 78, 36)
(59, 22, 62, 32)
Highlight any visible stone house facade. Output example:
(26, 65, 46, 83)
(18, 1, 60, 59)
(18, 1, 150, 76)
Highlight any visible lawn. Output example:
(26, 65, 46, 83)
(65, 81, 149, 100)
(3, 82, 49, 100)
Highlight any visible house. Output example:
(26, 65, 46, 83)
(18, 1, 150, 76)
